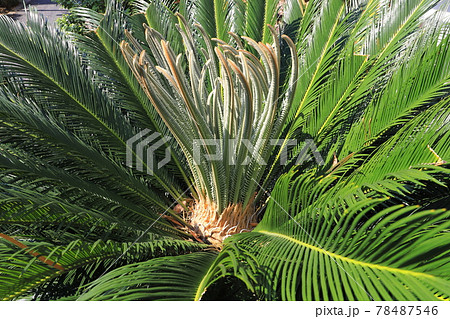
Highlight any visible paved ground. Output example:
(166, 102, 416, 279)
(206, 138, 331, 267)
(7, 0, 67, 25)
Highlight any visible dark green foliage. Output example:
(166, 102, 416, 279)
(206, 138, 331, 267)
(0, 0, 19, 10)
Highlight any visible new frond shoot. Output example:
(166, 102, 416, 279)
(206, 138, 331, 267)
(121, 15, 298, 245)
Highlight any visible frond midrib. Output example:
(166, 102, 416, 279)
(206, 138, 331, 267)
(0, 35, 182, 199)
(258, 230, 436, 279)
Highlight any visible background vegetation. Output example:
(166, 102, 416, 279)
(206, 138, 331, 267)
(0, 0, 19, 11)
(55, 0, 131, 33)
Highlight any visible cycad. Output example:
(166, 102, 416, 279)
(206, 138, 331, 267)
(0, 0, 449, 300)
(121, 14, 299, 243)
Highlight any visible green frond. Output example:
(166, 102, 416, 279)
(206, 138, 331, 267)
(0, 237, 207, 300)
(144, 0, 186, 55)
(77, 251, 217, 301)
(218, 172, 450, 300)
(341, 26, 450, 155)
(71, 2, 192, 187)
(0, 92, 190, 237)
(347, 97, 450, 191)
(0, 12, 184, 200)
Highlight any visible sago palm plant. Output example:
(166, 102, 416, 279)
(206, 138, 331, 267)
(0, 0, 449, 300)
